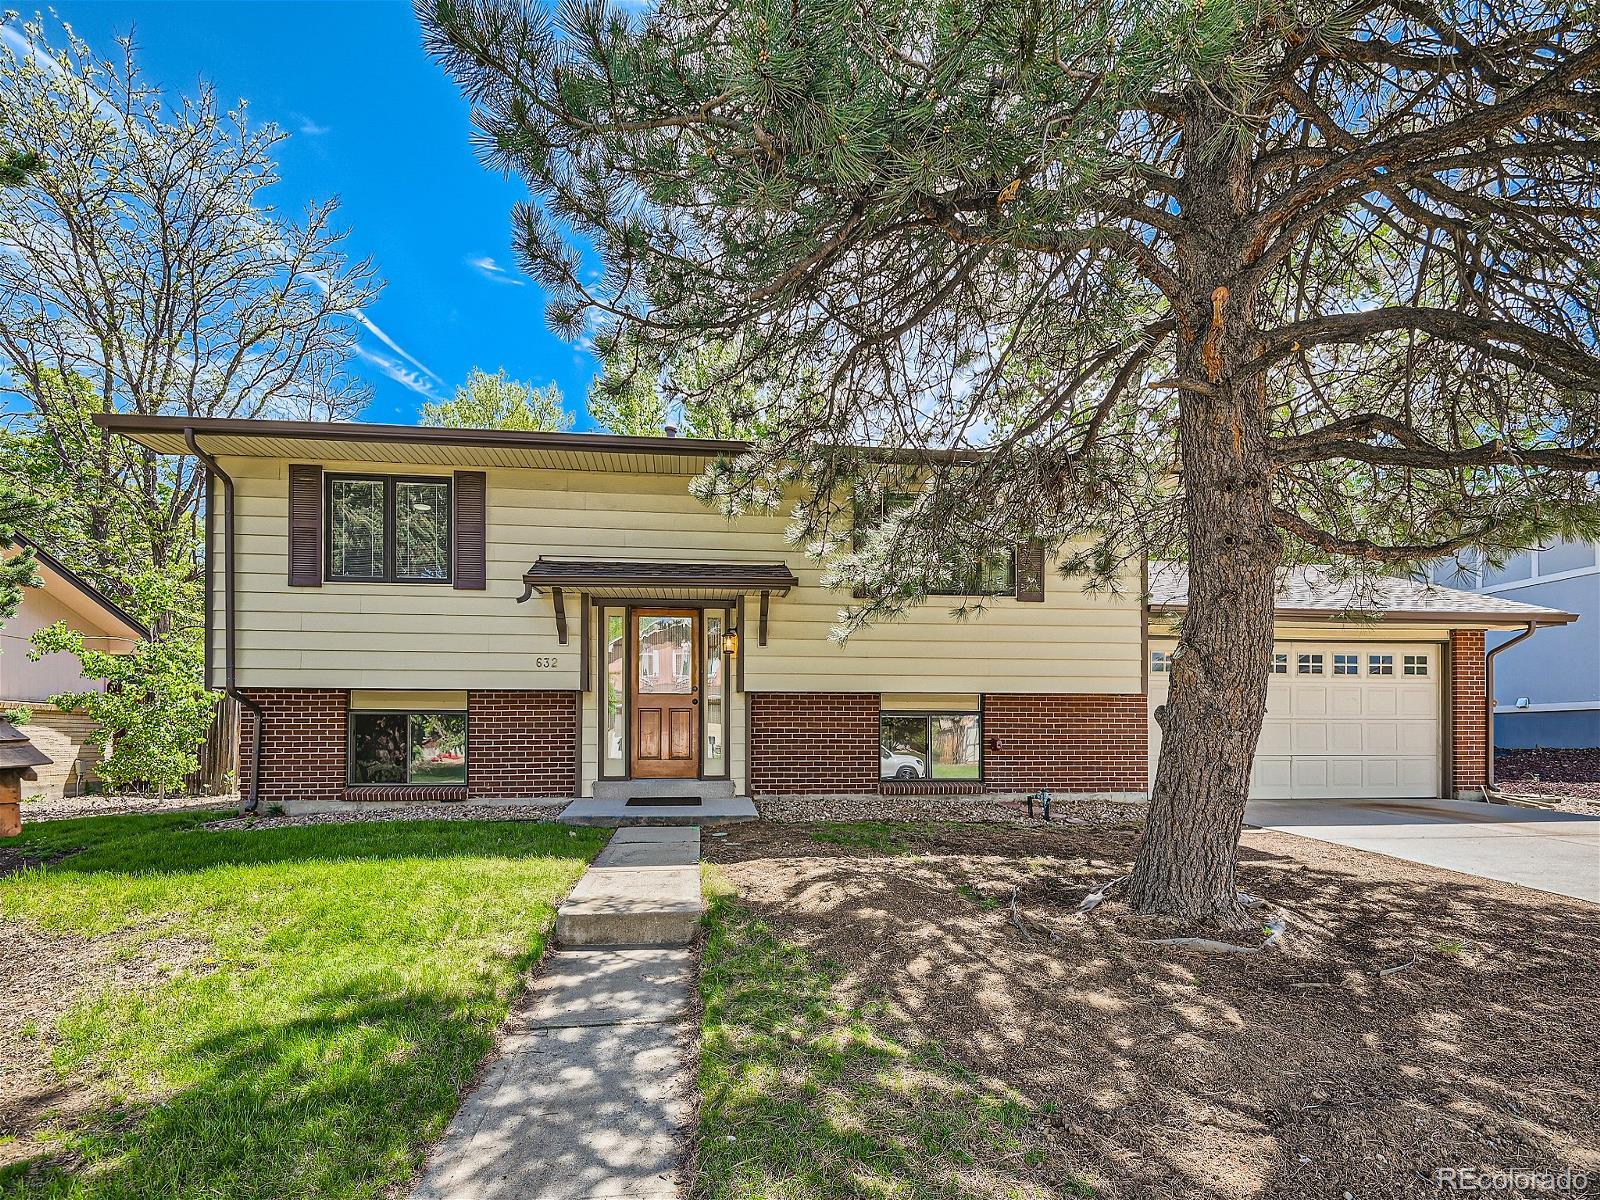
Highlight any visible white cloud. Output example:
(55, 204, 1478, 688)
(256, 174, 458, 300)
(352, 342, 444, 401)
(467, 254, 525, 286)
(295, 115, 331, 136)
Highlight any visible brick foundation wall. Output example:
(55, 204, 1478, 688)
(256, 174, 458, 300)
(1450, 629, 1489, 798)
(983, 694, 1149, 794)
(749, 692, 880, 795)
(467, 690, 578, 798)
(238, 688, 348, 804)
(748, 691, 1149, 796)
(239, 688, 578, 803)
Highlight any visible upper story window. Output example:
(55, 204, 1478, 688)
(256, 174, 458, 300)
(327, 474, 452, 583)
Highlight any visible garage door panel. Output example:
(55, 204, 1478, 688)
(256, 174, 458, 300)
(1399, 690, 1436, 718)
(1293, 689, 1329, 717)
(1329, 688, 1365, 717)
(1292, 723, 1329, 752)
(1250, 757, 1293, 797)
(1257, 720, 1293, 754)
(1328, 723, 1364, 753)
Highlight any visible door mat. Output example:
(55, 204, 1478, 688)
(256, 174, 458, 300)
(624, 796, 703, 807)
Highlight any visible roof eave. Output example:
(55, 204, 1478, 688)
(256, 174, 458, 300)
(1147, 603, 1578, 628)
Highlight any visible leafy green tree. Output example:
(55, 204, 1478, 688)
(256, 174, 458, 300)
(31, 570, 214, 795)
(589, 338, 760, 438)
(423, 367, 574, 431)
(0, 488, 41, 626)
(426, 0, 1600, 923)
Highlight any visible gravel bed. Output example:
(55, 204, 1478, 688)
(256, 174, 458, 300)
(19, 793, 236, 822)
(1494, 747, 1600, 816)
(756, 793, 1148, 826)
(204, 803, 567, 831)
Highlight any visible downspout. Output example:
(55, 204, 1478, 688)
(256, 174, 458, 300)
(185, 428, 265, 813)
(1484, 621, 1541, 797)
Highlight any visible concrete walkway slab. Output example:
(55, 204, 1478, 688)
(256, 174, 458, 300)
(1245, 796, 1600, 904)
(412, 829, 703, 1200)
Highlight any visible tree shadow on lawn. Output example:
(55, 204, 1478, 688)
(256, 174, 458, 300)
(0, 813, 608, 1200)
(1, 981, 504, 1200)
(700, 822, 1600, 1200)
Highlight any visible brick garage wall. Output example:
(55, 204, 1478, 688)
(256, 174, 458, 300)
(749, 692, 880, 795)
(468, 690, 578, 798)
(1450, 629, 1488, 799)
(238, 689, 347, 804)
(983, 694, 1149, 794)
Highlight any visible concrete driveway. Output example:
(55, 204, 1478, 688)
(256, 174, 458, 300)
(1243, 795, 1600, 904)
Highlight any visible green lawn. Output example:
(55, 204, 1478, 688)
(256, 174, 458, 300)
(694, 869, 1051, 1200)
(0, 812, 606, 1200)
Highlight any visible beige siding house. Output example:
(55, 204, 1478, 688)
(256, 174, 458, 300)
(101, 415, 1574, 813)
(1, 536, 147, 797)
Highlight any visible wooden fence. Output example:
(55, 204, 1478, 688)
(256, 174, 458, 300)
(185, 694, 239, 795)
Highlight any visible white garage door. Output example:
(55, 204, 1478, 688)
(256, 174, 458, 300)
(1147, 641, 1441, 800)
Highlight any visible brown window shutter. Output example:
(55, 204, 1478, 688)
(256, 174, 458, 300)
(1015, 543, 1046, 602)
(454, 471, 487, 590)
(288, 464, 323, 587)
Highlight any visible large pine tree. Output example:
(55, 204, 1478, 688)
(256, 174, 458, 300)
(424, 0, 1600, 923)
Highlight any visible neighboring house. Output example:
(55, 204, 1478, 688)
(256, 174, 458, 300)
(100, 415, 1575, 810)
(0, 535, 147, 798)
(1429, 543, 1600, 749)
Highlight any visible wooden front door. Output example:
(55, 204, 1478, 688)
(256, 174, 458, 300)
(630, 609, 700, 778)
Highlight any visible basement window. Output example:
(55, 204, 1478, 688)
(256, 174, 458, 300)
(348, 709, 467, 785)
(880, 712, 981, 781)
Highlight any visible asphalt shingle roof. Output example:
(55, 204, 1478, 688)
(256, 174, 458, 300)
(1148, 562, 1576, 626)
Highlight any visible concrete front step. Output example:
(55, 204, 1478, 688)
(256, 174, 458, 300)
(555, 828, 704, 948)
(559, 795, 757, 827)
(592, 778, 736, 801)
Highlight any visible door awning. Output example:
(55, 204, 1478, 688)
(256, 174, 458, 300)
(517, 558, 799, 647)
(518, 558, 798, 601)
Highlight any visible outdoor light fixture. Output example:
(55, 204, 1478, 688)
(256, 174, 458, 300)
(724, 628, 740, 657)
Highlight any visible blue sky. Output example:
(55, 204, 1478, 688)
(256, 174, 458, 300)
(48, 0, 601, 427)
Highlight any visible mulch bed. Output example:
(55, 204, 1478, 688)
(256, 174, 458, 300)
(1494, 748, 1600, 815)
(703, 819, 1600, 1199)
(757, 793, 1148, 827)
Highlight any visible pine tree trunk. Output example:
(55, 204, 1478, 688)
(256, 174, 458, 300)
(1125, 92, 1283, 927)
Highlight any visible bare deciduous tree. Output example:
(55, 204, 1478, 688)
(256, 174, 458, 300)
(0, 16, 377, 576)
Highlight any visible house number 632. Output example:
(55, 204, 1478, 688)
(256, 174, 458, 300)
(533, 656, 559, 669)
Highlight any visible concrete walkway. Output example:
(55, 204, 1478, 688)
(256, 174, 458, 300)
(1245, 795, 1600, 904)
(413, 828, 703, 1200)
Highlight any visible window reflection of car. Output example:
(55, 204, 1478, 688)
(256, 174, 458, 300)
(880, 746, 925, 779)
